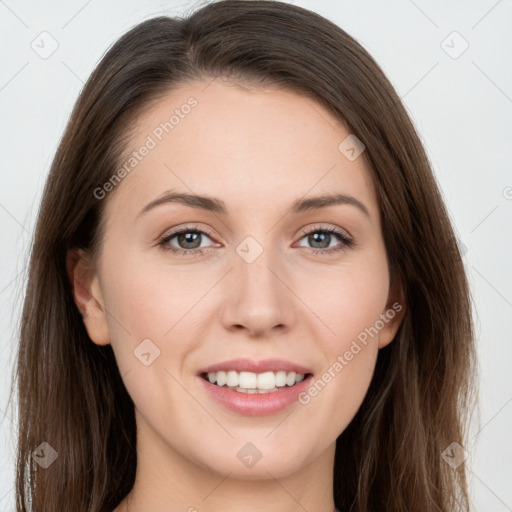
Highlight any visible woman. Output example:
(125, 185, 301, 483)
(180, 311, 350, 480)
(11, 1, 477, 511)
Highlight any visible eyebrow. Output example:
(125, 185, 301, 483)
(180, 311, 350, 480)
(137, 190, 370, 219)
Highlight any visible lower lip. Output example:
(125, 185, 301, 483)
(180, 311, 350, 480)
(198, 374, 313, 416)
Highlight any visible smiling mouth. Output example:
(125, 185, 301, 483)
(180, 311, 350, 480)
(200, 370, 313, 394)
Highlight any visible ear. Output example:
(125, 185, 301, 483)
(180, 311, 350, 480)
(377, 277, 406, 349)
(66, 248, 110, 346)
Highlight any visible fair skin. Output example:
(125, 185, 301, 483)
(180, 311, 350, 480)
(68, 78, 405, 512)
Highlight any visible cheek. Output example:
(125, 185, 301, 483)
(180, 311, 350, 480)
(100, 255, 201, 427)
(97, 247, 196, 378)
(101, 243, 204, 333)
(295, 251, 388, 421)
(302, 252, 390, 349)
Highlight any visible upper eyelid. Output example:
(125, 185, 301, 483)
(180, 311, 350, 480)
(298, 224, 351, 238)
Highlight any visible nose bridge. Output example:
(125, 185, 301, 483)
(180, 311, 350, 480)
(219, 234, 295, 336)
(235, 234, 285, 307)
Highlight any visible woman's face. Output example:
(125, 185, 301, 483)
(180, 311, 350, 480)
(73, 78, 404, 480)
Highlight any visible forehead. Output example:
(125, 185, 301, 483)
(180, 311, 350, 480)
(105, 78, 378, 222)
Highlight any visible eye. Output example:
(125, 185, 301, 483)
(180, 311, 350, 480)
(158, 225, 354, 257)
(158, 226, 218, 257)
(294, 226, 354, 255)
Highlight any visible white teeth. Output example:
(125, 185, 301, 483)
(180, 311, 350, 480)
(216, 371, 227, 387)
(285, 371, 296, 386)
(205, 370, 307, 391)
(257, 371, 275, 390)
(239, 371, 257, 389)
(275, 370, 287, 387)
(226, 371, 238, 387)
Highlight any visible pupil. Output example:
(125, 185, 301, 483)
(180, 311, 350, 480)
(179, 232, 201, 249)
(309, 232, 330, 249)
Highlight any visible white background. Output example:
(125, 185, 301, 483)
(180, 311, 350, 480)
(1, 0, 511, 510)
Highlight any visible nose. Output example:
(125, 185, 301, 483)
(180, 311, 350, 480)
(219, 245, 297, 338)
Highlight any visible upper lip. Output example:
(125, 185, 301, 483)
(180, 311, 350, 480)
(198, 358, 313, 375)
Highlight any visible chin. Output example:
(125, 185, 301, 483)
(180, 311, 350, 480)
(192, 443, 312, 480)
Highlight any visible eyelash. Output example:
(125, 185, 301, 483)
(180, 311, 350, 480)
(157, 225, 354, 258)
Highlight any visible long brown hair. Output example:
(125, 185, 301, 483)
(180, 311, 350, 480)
(9, 1, 478, 510)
